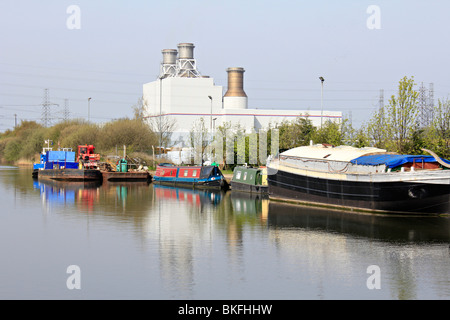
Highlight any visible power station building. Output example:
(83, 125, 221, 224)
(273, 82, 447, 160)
(143, 43, 342, 142)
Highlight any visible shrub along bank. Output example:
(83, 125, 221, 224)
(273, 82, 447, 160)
(0, 118, 158, 165)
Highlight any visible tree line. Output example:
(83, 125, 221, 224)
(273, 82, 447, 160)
(0, 118, 158, 164)
(278, 76, 450, 159)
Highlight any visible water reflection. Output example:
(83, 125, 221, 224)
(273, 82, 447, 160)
(2, 168, 450, 299)
(147, 185, 226, 299)
(153, 184, 223, 208)
(33, 178, 155, 215)
(267, 201, 450, 242)
(267, 202, 450, 300)
(33, 179, 101, 213)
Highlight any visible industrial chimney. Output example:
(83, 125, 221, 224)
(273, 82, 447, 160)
(223, 67, 248, 109)
(160, 49, 178, 78)
(177, 43, 201, 78)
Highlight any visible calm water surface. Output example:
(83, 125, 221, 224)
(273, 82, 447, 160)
(0, 166, 449, 300)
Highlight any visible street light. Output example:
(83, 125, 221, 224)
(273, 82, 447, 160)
(88, 97, 92, 122)
(319, 77, 324, 127)
(212, 117, 217, 134)
(208, 95, 213, 131)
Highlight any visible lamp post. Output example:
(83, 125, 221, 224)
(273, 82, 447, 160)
(88, 97, 92, 122)
(319, 77, 324, 127)
(208, 95, 213, 131)
(159, 78, 163, 156)
(212, 118, 217, 133)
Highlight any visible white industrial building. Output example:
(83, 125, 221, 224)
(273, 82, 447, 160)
(143, 43, 342, 149)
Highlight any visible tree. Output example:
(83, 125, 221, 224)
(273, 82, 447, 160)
(188, 118, 210, 165)
(97, 119, 157, 153)
(131, 97, 145, 120)
(277, 116, 316, 150)
(385, 76, 419, 153)
(146, 113, 177, 151)
(431, 98, 450, 158)
(367, 105, 388, 149)
(313, 119, 349, 146)
(353, 124, 370, 148)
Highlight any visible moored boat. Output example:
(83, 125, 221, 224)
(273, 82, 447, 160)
(37, 168, 102, 181)
(33, 142, 102, 181)
(267, 144, 450, 215)
(101, 171, 151, 182)
(153, 163, 229, 190)
(231, 166, 268, 194)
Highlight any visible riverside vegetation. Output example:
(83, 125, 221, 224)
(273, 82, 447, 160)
(1, 77, 449, 166)
(0, 118, 158, 165)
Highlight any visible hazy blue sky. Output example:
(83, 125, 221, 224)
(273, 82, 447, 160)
(1, 0, 449, 131)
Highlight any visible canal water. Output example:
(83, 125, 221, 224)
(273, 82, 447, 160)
(0, 166, 449, 300)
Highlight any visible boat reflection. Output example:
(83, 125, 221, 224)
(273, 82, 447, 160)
(153, 184, 224, 208)
(33, 179, 154, 214)
(33, 179, 101, 212)
(267, 201, 450, 242)
(230, 191, 269, 222)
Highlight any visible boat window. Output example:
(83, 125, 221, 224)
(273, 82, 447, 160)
(193, 170, 197, 177)
(184, 170, 188, 177)
(243, 172, 247, 180)
(323, 154, 331, 158)
(236, 171, 241, 179)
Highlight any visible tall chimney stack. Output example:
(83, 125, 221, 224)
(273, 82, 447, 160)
(177, 43, 200, 78)
(224, 67, 247, 109)
(160, 49, 178, 78)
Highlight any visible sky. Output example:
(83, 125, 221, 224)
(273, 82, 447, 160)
(1, 0, 449, 132)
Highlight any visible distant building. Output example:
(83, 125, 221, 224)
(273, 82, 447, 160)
(143, 43, 342, 146)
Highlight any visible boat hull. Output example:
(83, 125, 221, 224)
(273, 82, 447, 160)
(153, 178, 226, 190)
(101, 171, 150, 182)
(153, 165, 229, 190)
(268, 168, 450, 215)
(231, 181, 268, 194)
(37, 168, 102, 181)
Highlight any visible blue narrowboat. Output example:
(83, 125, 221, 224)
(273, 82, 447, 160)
(153, 164, 229, 190)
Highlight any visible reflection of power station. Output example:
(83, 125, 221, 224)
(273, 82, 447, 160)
(143, 43, 342, 137)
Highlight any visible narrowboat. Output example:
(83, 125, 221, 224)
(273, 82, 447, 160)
(32, 143, 102, 181)
(153, 163, 229, 190)
(231, 166, 268, 194)
(267, 144, 450, 215)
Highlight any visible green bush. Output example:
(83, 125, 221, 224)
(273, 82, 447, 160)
(0, 118, 158, 164)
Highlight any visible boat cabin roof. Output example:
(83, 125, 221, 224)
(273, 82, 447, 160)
(155, 165, 221, 179)
(350, 154, 450, 168)
(233, 166, 264, 184)
(281, 145, 387, 162)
